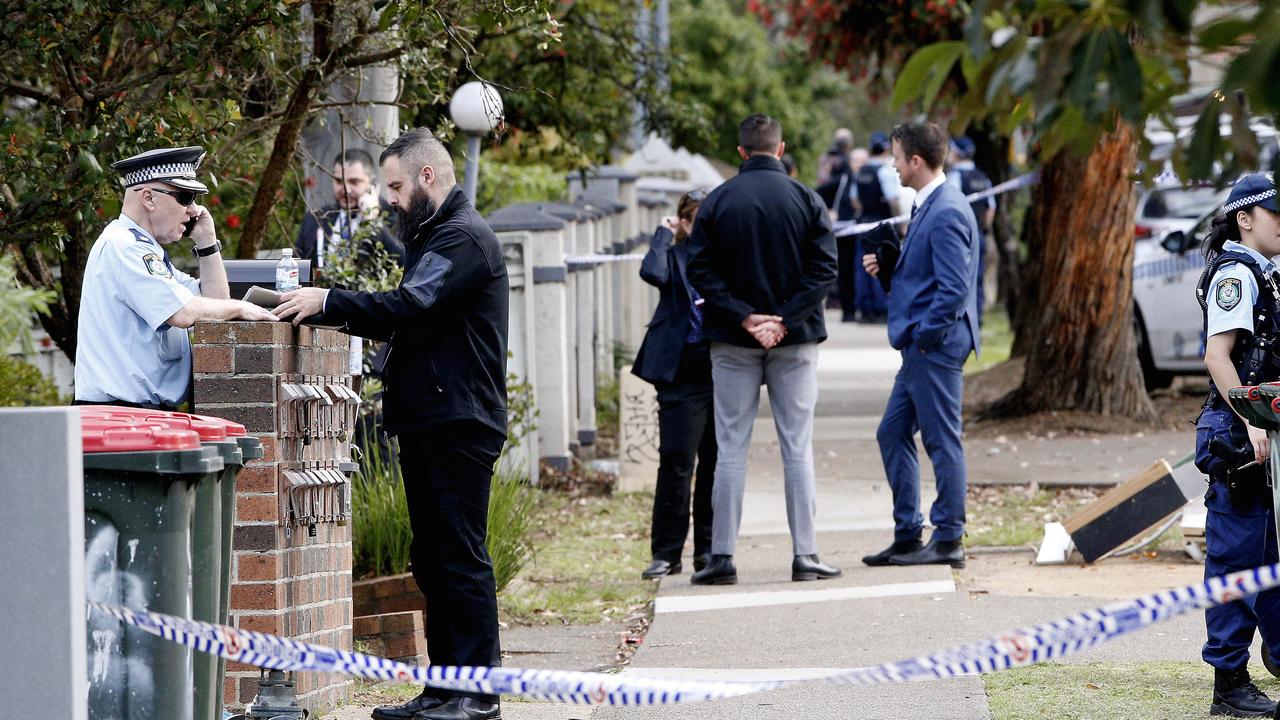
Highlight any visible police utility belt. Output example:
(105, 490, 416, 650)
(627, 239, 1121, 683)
(1197, 250, 1280, 500)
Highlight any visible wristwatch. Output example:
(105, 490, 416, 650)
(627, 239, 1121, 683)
(193, 240, 222, 258)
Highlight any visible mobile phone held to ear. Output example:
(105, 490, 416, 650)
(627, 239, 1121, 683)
(183, 217, 197, 237)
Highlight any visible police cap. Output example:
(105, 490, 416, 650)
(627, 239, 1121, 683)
(950, 136, 976, 159)
(1224, 172, 1277, 215)
(111, 146, 209, 193)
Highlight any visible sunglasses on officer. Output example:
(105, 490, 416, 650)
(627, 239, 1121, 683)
(140, 186, 199, 207)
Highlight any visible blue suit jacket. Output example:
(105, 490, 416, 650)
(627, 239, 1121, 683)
(887, 180, 981, 358)
(632, 227, 701, 385)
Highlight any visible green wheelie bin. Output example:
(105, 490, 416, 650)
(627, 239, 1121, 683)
(99, 409, 265, 720)
(81, 407, 224, 720)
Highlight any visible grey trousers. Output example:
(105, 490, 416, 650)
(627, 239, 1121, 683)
(709, 341, 820, 556)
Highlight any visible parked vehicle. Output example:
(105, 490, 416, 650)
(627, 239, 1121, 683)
(1132, 204, 1219, 390)
(1134, 184, 1229, 241)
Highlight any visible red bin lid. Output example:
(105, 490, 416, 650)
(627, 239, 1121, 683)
(80, 408, 202, 453)
(81, 406, 230, 442)
(188, 412, 247, 437)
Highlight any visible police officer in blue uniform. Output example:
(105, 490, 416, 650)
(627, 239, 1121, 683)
(852, 132, 903, 323)
(945, 137, 994, 320)
(1194, 172, 1280, 718)
(74, 146, 277, 409)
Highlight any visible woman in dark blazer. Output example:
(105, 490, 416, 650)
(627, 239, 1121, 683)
(632, 191, 717, 579)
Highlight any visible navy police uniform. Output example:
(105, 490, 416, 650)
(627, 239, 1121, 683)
(852, 133, 899, 321)
(1193, 172, 1280, 716)
(74, 146, 210, 409)
(946, 138, 994, 320)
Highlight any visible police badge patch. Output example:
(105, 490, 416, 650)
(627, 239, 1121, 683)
(142, 253, 172, 279)
(1216, 277, 1242, 311)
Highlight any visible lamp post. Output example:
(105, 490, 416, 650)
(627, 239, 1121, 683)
(449, 81, 504, 204)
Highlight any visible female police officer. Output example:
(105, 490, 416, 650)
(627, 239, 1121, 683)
(1195, 171, 1280, 718)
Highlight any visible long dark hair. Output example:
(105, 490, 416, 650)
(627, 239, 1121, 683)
(1203, 210, 1244, 259)
(673, 189, 705, 244)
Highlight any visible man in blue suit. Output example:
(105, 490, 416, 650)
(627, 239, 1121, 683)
(860, 121, 980, 569)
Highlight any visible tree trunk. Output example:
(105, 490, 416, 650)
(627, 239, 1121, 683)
(236, 0, 334, 259)
(990, 122, 1155, 420)
(970, 121, 1019, 322)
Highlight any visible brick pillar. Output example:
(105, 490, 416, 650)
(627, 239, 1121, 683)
(192, 321, 355, 715)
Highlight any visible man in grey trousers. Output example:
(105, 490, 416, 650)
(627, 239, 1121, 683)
(685, 113, 842, 585)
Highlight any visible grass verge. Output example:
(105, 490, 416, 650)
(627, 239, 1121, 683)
(985, 662, 1278, 719)
(499, 489, 656, 626)
(965, 307, 1013, 376)
(966, 484, 1183, 551)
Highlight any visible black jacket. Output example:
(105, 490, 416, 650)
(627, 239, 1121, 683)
(686, 154, 838, 348)
(318, 186, 509, 436)
(631, 227, 704, 384)
(294, 202, 407, 268)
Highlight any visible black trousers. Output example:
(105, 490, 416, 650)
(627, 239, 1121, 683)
(836, 234, 857, 318)
(397, 420, 506, 703)
(650, 344, 717, 564)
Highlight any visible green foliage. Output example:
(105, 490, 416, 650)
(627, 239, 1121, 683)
(0, 355, 67, 407)
(662, 0, 858, 177)
(505, 369, 539, 454)
(486, 464, 536, 594)
(471, 161, 565, 217)
(596, 375, 620, 445)
(350, 429, 412, 579)
(314, 226, 404, 294)
(0, 252, 53, 353)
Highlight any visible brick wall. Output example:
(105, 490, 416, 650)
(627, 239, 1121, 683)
(354, 611, 427, 666)
(192, 321, 355, 714)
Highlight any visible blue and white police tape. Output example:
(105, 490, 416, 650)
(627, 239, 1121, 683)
(89, 561, 1278, 706)
(832, 171, 1041, 238)
(565, 253, 646, 267)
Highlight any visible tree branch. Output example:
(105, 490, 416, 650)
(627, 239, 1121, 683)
(0, 80, 58, 105)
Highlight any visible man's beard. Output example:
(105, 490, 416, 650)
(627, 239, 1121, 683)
(397, 183, 438, 245)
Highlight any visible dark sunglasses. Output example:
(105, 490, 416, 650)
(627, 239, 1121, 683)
(145, 187, 199, 207)
(687, 188, 708, 203)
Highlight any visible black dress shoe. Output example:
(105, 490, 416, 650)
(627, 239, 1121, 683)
(693, 553, 711, 572)
(414, 696, 501, 720)
(889, 538, 965, 568)
(861, 539, 922, 567)
(641, 559, 681, 579)
(691, 554, 737, 585)
(792, 554, 842, 581)
(371, 689, 445, 720)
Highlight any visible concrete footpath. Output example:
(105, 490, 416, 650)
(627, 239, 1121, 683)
(592, 315, 1206, 720)
(333, 314, 1210, 720)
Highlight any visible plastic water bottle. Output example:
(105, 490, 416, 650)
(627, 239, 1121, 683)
(275, 248, 300, 292)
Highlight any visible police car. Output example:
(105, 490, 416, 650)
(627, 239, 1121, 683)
(1132, 204, 1219, 389)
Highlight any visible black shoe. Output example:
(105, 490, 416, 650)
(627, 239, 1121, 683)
(1211, 667, 1275, 717)
(862, 539, 922, 567)
(371, 689, 445, 720)
(691, 554, 737, 585)
(414, 697, 501, 720)
(889, 537, 965, 569)
(792, 554, 843, 581)
(641, 559, 681, 579)
(693, 553, 711, 572)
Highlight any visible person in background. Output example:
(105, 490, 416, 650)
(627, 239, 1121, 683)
(295, 148, 406, 270)
(1192, 172, 1280, 718)
(945, 137, 995, 320)
(781, 153, 799, 178)
(852, 132, 903, 323)
(817, 131, 858, 321)
(632, 190, 717, 580)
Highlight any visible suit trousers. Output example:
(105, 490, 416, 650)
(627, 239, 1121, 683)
(877, 343, 967, 543)
(397, 420, 506, 703)
(709, 341, 820, 556)
(650, 344, 717, 564)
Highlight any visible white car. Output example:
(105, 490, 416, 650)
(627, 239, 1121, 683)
(1132, 206, 1218, 389)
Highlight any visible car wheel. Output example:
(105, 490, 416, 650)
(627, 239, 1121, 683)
(1134, 307, 1174, 391)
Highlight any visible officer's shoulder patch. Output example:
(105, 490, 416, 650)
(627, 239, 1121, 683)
(141, 253, 172, 279)
(1216, 276, 1243, 311)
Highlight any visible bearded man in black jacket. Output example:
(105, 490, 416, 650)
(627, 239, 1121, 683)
(276, 128, 509, 720)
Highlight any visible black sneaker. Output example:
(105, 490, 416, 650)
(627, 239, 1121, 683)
(1211, 668, 1276, 717)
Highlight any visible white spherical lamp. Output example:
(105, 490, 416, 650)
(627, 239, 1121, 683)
(449, 81, 504, 135)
